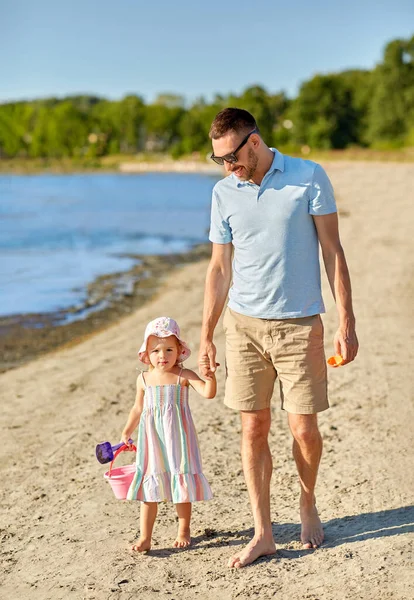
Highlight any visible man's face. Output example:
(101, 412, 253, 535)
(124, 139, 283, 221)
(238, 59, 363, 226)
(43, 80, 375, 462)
(212, 131, 259, 181)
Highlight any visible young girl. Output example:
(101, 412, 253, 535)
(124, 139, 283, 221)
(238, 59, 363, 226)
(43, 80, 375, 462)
(121, 316, 216, 552)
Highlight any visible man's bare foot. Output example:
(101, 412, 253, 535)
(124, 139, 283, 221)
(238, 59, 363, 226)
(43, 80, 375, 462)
(228, 536, 276, 568)
(300, 500, 324, 549)
(131, 537, 151, 552)
(173, 530, 191, 548)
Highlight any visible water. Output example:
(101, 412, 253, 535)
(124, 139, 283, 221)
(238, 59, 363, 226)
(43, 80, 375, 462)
(0, 173, 218, 317)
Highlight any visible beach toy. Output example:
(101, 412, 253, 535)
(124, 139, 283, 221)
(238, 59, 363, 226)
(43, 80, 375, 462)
(104, 444, 137, 500)
(95, 439, 134, 464)
(327, 355, 344, 367)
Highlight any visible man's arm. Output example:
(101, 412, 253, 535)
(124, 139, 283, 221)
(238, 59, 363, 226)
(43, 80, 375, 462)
(313, 213, 359, 364)
(199, 242, 233, 377)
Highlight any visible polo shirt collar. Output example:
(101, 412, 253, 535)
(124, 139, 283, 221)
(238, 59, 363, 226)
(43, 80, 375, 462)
(235, 148, 285, 187)
(268, 148, 285, 173)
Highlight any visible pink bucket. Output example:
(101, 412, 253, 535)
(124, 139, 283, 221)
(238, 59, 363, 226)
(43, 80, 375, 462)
(104, 444, 136, 500)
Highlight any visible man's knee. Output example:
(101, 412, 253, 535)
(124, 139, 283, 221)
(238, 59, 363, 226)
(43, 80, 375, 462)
(241, 408, 271, 441)
(289, 414, 321, 446)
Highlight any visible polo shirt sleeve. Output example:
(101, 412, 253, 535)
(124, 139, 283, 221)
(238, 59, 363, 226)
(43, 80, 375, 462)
(209, 189, 232, 244)
(308, 164, 337, 215)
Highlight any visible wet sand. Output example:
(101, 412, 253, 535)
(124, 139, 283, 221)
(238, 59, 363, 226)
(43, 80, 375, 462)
(1, 162, 413, 599)
(0, 244, 211, 374)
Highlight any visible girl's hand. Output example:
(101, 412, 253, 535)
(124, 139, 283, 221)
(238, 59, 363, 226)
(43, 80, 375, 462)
(121, 431, 133, 448)
(204, 366, 219, 380)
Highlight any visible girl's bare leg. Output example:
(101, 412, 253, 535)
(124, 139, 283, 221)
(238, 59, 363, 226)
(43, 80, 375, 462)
(173, 502, 192, 548)
(132, 502, 158, 552)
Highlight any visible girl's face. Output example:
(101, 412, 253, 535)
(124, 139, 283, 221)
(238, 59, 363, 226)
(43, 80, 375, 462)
(146, 335, 179, 370)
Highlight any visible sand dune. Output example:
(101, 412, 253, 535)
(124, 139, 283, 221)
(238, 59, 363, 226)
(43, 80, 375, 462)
(1, 162, 413, 600)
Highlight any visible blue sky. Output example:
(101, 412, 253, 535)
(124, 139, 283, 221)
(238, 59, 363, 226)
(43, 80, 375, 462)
(1, 0, 413, 104)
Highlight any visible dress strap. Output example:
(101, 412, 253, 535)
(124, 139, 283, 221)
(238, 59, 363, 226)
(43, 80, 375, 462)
(141, 371, 147, 388)
(177, 367, 183, 385)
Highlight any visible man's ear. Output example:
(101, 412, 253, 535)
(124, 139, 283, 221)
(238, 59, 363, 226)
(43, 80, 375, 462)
(251, 133, 260, 148)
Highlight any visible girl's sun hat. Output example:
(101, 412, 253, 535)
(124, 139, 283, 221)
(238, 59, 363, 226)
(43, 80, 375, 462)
(138, 316, 191, 364)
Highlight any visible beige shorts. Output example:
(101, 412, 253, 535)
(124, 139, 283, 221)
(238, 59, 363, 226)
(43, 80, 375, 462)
(223, 307, 328, 414)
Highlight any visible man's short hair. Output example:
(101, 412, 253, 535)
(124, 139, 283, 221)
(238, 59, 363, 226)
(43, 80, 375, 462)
(209, 108, 258, 140)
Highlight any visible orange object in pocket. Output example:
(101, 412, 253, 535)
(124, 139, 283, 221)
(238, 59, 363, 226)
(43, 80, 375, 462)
(327, 355, 344, 367)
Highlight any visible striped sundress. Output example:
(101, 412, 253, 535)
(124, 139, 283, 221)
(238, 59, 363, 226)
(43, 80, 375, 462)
(127, 371, 213, 503)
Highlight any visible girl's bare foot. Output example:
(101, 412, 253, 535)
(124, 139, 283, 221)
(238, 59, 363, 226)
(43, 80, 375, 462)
(131, 537, 151, 552)
(173, 529, 191, 548)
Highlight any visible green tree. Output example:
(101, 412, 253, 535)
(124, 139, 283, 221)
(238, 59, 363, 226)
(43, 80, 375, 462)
(144, 103, 185, 151)
(366, 36, 414, 147)
(45, 101, 88, 157)
(0, 103, 33, 157)
(1, 36, 413, 160)
(118, 95, 146, 153)
(29, 104, 50, 157)
(290, 74, 360, 149)
(173, 100, 224, 157)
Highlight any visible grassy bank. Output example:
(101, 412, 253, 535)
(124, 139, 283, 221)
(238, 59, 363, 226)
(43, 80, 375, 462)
(1, 147, 414, 175)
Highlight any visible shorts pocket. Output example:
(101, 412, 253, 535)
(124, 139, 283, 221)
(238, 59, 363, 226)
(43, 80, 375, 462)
(310, 314, 324, 338)
(222, 306, 230, 333)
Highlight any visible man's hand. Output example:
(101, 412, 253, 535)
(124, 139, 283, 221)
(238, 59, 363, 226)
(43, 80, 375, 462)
(334, 326, 359, 365)
(199, 340, 219, 378)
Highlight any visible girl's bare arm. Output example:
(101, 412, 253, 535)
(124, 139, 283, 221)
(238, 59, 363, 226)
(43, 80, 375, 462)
(121, 375, 145, 445)
(182, 368, 217, 399)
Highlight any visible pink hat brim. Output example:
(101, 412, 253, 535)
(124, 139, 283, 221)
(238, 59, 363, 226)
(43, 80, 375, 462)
(138, 333, 191, 364)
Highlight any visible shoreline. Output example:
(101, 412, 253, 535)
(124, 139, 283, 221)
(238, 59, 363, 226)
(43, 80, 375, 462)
(0, 243, 211, 374)
(0, 157, 224, 175)
(1, 147, 414, 175)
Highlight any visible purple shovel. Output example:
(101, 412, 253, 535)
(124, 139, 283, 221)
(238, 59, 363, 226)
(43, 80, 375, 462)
(95, 439, 134, 464)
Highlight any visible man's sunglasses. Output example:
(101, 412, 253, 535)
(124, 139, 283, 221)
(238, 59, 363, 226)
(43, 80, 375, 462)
(210, 128, 259, 166)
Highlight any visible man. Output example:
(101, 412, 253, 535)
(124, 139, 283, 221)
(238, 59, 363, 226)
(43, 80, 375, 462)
(198, 108, 358, 569)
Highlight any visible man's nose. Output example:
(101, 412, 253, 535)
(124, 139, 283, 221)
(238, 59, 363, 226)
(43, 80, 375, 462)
(224, 160, 234, 173)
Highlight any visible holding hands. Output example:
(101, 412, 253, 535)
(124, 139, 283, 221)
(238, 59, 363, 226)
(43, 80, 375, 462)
(198, 339, 220, 379)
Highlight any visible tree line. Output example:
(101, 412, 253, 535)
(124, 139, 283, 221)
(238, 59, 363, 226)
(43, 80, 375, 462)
(0, 35, 413, 160)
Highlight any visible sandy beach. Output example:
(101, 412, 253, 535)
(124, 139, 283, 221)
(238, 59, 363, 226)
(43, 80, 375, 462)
(1, 161, 413, 600)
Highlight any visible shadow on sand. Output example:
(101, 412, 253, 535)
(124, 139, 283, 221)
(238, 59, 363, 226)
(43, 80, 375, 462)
(145, 505, 414, 562)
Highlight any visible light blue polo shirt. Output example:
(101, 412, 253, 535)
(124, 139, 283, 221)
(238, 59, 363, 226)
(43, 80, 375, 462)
(209, 149, 337, 319)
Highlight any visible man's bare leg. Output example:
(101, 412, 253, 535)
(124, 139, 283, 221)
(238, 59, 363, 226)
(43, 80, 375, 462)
(288, 413, 324, 549)
(131, 501, 157, 552)
(228, 408, 276, 568)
